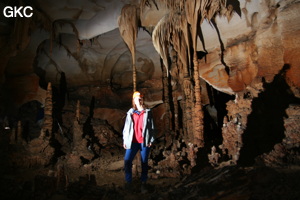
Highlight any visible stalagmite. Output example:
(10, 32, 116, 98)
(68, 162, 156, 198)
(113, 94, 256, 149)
(221, 98, 252, 164)
(40, 82, 53, 138)
(208, 146, 221, 167)
(187, 143, 197, 167)
(118, 4, 139, 91)
(73, 100, 82, 149)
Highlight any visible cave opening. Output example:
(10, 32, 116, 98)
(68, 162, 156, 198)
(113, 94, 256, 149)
(239, 64, 300, 166)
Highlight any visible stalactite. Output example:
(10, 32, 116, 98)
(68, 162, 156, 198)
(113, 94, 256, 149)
(146, 0, 236, 151)
(118, 4, 139, 91)
(152, 10, 195, 142)
(40, 82, 53, 138)
(152, 14, 170, 76)
(186, 0, 200, 49)
(161, 0, 185, 11)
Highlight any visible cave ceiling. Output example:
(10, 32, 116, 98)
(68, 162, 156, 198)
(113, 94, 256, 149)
(0, 0, 300, 113)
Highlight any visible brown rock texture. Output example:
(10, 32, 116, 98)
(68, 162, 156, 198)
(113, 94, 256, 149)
(220, 98, 253, 165)
(9, 136, 55, 167)
(258, 104, 300, 167)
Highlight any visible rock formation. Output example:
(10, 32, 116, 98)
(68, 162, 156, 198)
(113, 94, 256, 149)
(0, 0, 300, 199)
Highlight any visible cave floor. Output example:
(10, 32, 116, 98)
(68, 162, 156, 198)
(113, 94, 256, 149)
(1, 161, 300, 200)
(1, 131, 300, 200)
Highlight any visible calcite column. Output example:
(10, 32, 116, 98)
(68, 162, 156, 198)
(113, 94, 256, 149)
(183, 77, 194, 141)
(186, 0, 204, 148)
(40, 82, 53, 138)
(192, 57, 204, 148)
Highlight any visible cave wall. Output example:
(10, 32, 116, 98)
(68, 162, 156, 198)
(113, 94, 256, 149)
(0, 0, 300, 171)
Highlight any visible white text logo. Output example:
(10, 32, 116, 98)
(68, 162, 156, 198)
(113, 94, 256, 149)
(3, 6, 33, 18)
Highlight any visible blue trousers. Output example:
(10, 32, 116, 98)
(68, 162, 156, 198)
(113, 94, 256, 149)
(124, 143, 150, 183)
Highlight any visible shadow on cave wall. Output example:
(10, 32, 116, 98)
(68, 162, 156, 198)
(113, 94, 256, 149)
(239, 64, 300, 166)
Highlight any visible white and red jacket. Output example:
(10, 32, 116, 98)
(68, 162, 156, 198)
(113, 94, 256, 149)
(122, 108, 156, 149)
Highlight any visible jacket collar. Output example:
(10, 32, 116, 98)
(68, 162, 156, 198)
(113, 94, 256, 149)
(128, 108, 149, 114)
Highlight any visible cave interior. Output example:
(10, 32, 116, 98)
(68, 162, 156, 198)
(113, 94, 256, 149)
(0, 0, 300, 199)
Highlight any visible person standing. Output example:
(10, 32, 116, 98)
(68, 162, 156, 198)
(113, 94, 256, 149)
(122, 91, 155, 193)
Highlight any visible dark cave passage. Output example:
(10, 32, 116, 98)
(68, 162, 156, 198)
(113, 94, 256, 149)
(239, 64, 300, 166)
(204, 84, 235, 148)
(193, 84, 235, 171)
(18, 100, 44, 140)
